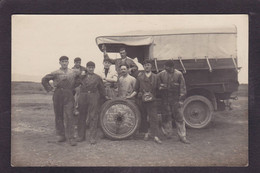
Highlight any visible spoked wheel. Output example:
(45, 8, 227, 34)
(183, 95, 213, 128)
(100, 98, 141, 140)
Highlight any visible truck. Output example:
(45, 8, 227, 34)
(95, 25, 240, 139)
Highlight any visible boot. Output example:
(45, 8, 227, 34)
(180, 136, 191, 144)
(90, 138, 97, 145)
(154, 136, 162, 144)
(76, 137, 85, 142)
(69, 139, 77, 146)
(57, 135, 66, 142)
(90, 132, 97, 145)
(162, 121, 173, 139)
(144, 133, 150, 141)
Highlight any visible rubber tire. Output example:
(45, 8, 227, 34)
(100, 98, 141, 140)
(183, 95, 213, 129)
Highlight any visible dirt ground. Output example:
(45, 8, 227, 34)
(11, 93, 248, 167)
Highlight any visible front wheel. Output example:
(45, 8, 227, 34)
(100, 98, 141, 140)
(183, 95, 213, 128)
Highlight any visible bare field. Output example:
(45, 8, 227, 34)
(11, 83, 248, 167)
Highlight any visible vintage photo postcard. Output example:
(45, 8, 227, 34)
(11, 15, 248, 167)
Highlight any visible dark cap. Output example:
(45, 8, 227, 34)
(86, 61, 95, 67)
(74, 57, 81, 62)
(59, 56, 69, 61)
(119, 47, 126, 52)
(143, 59, 153, 65)
(164, 60, 175, 67)
(119, 64, 129, 69)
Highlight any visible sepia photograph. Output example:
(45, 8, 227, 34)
(11, 15, 248, 167)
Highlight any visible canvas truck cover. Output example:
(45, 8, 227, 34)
(96, 25, 237, 60)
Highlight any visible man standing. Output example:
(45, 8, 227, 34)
(77, 61, 106, 144)
(72, 57, 86, 72)
(102, 45, 138, 77)
(136, 59, 162, 144)
(42, 56, 79, 146)
(72, 57, 86, 115)
(157, 60, 190, 144)
(100, 59, 118, 99)
(117, 64, 137, 99)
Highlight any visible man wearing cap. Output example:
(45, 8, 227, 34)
(157, 60, 190, 144)
(72, 57, 86, 115)
(135, 59, 162, 144)
(72, 57, 86, 72)
(42, 56, 80, 146)
(77, 61, 106, 144)
(102, 45, 138, 78)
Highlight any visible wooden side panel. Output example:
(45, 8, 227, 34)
(153, 58, 239, 97)
(152, 58, 238, 71)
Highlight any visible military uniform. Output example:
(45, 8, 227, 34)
(42, 68, 80, 144)
(77, 73, 106, 143)
(136, 72, 160, 139)
(157, 69, 187, 139)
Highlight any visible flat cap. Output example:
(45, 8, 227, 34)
(86, 61, 95, 67)
(164, 60, 175, 67)
(74, 57, 81, 62)
(59, 56, 69, 61)
(143, 59, 153, 65)
(119, 47, 126, 52)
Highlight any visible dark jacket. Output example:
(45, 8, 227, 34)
(157, 69, 186, 101)
(136, 72, 158, 99)
(80, 73, 106, 98)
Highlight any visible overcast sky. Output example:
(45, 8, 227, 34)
(12, 15, 248, 83)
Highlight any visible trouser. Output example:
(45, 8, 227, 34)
(74, 86, 81, 110)
(104, 85, 117, 99)
(136, 99, 147, 133)
(52, 88, 76, 140)
(78, 92, 100, 140)
(161, 98, 186, 138)
(142, 101, 160, 137)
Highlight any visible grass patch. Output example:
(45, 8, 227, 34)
(12, 81, 46, 94)
(12, 103, 51, 109)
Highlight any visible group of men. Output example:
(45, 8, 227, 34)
(42, 47, 190, 146)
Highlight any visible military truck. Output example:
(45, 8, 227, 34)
(96, 25, 240, 139)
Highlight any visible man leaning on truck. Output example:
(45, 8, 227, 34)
(158, 60, 190, 144)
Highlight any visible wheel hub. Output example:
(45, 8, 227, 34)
(183, 97, 213, 129)
(114, 112, 125, 125)
(100, 100, 140, 139)
(191, 110, 200, 117)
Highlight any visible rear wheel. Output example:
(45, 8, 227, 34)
(100, 98, 141, 140)
(183, 95, 213, 128)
